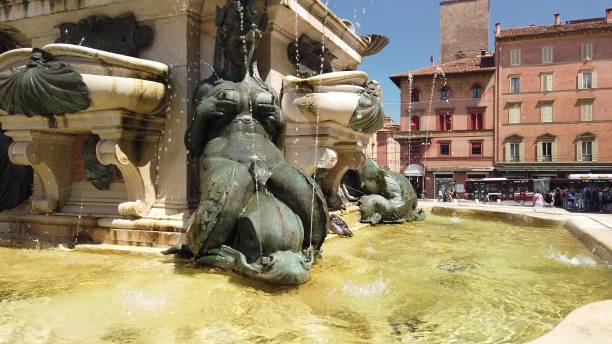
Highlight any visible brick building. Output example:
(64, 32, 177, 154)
(440, 0, 490, 64)
(391, 56, 496, 198)
(366, 116, 402, 174)
(389, 0, 494, 198)
(495, 10, 612, 180)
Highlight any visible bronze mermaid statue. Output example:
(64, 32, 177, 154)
(165, 0, 329, 285)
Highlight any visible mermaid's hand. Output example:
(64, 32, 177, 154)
(195, 90, 239, 119)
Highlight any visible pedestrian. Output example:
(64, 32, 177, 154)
(520, 190, 526, 207)
(544, 192, 553, 207)
(533, 189, 544, 208)
(554, 188, 563, 208)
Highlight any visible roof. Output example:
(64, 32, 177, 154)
(498, 18, 612, 41)
(389, 55, 495, 87)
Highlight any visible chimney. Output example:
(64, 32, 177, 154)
(607, 8, 612, 23)
(554, 13, 560, 25)
(430, 55, 435, 66)
(495, 23, 501, 37)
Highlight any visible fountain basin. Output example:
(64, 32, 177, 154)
(0, 44, 169, 217)
(0, 44, 168, 116)
(0, 213, 610, 343)
(282, 71, 368, 125)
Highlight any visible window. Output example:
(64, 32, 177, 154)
(582, 43, 593, 61)
(505, 136, 523, 162)
(578, 70, 596, 89)
(581, 141, 593, 161)
(438, 112, 452, 131)
(470, 141, 483, 156)
(510, 143, 520, 162)
(541, 142, 553, 162)
(439, 142, 451, 156)
(410, 115, 420, 131)
(577, 135, 597, 162)
(440, 87, 450, 101)
(509, 103, 521, 124)
(541, 73, 553, 92)
(510, 76, 520, 93)
(542, 46, 553, 64)
(472, 85, 482, 98)
(469, 112, 484, 130)
(510, 49, 521, 66)
(580, 101, 593, 121)
(411, 89, 420, 102)
(540, 103, 553, 123)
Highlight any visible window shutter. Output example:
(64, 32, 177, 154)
(581, 44, 586, 60)
(592, 71, 598, 88)
(541, 75, 546, 91)
(505, 143, 511, 162)
(585, 103, 593, 121)
(577, 141, 583, 162)
(519, 142, 525, 162)
(552, 141, 557, 162)
(548, 74, 553, 91)
(592, 140, 598, 162)
(577, 72, 583, 90)
(536, 142, 543, 162)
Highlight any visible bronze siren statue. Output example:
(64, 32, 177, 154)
(165, 0, 329, 285)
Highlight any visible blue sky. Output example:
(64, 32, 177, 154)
(328, 0, 612, 123)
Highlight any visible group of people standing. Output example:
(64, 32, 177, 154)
(528, 186, 612, 212)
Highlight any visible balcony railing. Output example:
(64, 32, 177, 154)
(510, 155, 520, 162)
(582, 154, 593, 162)
(542, 155, 552, 162)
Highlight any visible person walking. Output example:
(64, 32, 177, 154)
(554, 188, 563, 208)
(519, 190, 527, 207)
(533, 189, 544, 208)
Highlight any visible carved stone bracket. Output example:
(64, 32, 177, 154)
(6, 131, 74, 213)
(93, 129, 156, 218)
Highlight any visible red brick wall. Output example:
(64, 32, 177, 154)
(497, 32, 612, 164)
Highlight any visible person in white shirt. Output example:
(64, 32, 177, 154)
(533, 189, 544, 208)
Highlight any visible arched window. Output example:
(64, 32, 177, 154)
(472, 85, 482, 98)
(535, 133, 557, 162)
(440, 86, 450, 101)
(411, 89, 420, 102)
(504, 134, 524, 162)
(576, 133, 597, 162)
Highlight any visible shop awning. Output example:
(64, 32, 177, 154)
(405, 164, 425, 176)
(569, 174, 612, 180)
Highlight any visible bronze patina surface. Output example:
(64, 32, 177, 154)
(168, 0, 329, 285)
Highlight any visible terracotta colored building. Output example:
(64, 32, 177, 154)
(391, 56, 496, 198)
(495, 10, 612, 180)
(389, 0, 494, 198)
(366, 116, 402, 173)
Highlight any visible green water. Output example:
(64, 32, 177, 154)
(0, 214, 611, 344)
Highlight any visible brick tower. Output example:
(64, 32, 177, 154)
(440, 0, 490, 63)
